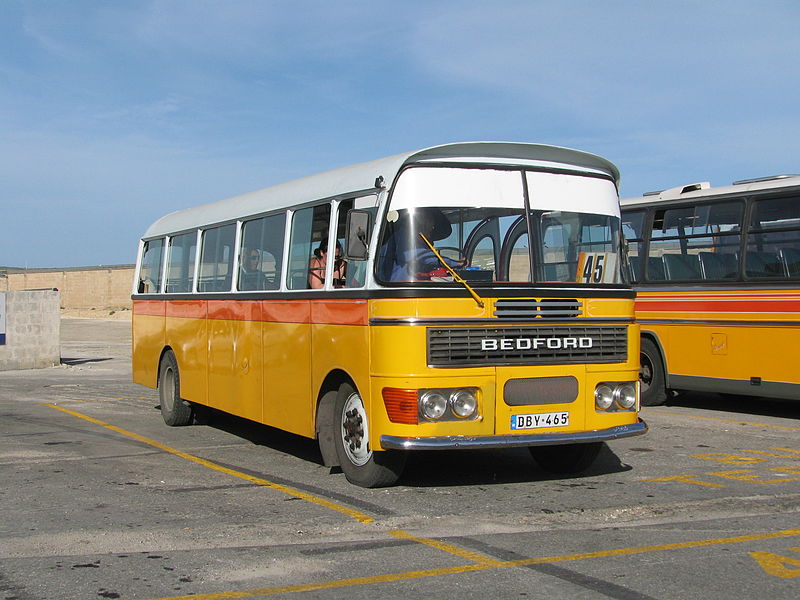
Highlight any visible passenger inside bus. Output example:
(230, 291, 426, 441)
(239, 248, 266, 290)
(309, 238, 347, 288)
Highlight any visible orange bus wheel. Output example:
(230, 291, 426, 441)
(640, 338, 667, 406)
(333, 382, 406, 488)
(158, 351, 193, 426)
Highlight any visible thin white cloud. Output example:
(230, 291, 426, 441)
(408, 1, 800, 127)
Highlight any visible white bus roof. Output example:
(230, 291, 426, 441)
(621, 174, 800, 207)
(142, 142, 620, 239)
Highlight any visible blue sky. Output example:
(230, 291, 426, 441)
(1, 0, 799, 267)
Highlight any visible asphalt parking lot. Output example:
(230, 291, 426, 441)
(1, 319, 798, 600)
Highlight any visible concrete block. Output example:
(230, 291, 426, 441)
(0, 290, 61, 371)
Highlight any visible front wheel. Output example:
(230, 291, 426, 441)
(158, 351, 192, 426)
(640, 337, 667, 406)
(529, 442, 602, 474)
(333, 382, 406, 488)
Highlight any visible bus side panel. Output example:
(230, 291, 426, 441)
(207, 301, 263, 423)
(262, 300, 313, 437)
(165, 301, 208, 406)
(310, 300, 371, 434)
(132, 300, 165, 388)
(653, 323, 800, 386)
(637, 289, 800, 389)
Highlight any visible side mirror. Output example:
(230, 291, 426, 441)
(345, 210, 371, 260)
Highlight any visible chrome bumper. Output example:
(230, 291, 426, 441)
(380, 419, 647, 451)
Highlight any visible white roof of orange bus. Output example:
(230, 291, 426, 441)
(142, 141, 620, 238)
(621, 174, 800, 207)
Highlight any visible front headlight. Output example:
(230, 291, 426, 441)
(595, 384, 615, 410)
(450, 390, 477, 418)
(614, 383, 637, 409)
(420, 391, 448, 420)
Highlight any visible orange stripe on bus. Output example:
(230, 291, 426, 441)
(166, 300, 208, 319)
(133, 300, 166, 316)
(260, 300, 311, 324)
(208, 300, 262, 322)
(635, 298, 800, 313)
(311, 299, 369, 326)
(134, 298, 368, 326)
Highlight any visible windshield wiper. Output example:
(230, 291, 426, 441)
(418, 233, 484, 308)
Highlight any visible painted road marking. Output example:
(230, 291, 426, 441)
(388, 529, 504, 566)
(43, 402, 375, 524)
(645, 447, 800, 488)
(42, 401, 800, 596)
(140, 528, 800, 600)
(643, 474, 726, 488)
(751, 547, 800, 578)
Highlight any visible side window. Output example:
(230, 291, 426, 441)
(649, 201, 742, 281)
(334, 196, 375, 288)
(746, 196, 800, 278)
(239, 213, 286, 291)
(165, 232, 197, 293)
(198, 224, 236, 292)
(334, 199, 356, 288)
(508, 232, 530, 282)
(471, 236, 496, 274)
(621, 210, 645, 282)
(540, 219, 572, 282)
(287, 203, 331, 290)
(137, 238, 164, 293)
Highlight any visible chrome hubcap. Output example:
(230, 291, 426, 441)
(639, 353, 652, 393)
(340, 392, 371, 466)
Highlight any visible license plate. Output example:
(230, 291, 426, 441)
(511, 411, 570, 430)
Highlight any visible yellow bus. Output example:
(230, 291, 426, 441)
(132, 142, 645, 487)
(621, 174, 800, 405)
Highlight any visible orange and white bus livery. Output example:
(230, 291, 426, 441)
(133, 142, 646, 487)
(622, 174, 800, 405)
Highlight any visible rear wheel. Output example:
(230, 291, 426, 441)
(529, 442, 602, 474)
(333, 382, 406, 488)
(640, 337, 667, 406)
(158, 351, 192, 426)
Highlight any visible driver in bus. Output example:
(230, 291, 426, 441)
(383, 208, 466, 281)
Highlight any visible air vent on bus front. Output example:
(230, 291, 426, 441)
(494, 298, 582, 319)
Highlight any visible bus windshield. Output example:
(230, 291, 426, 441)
(376, 166, 623, 285)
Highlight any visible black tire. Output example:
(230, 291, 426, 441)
(529, 442, 602, 474)
(640, 337, 667, 406)
(158, 351, 192, 426)
(333, 382, 406, 488)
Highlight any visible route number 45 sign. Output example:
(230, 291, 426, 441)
(576, 252, 618, 284)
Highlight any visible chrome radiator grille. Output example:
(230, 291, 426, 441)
(493, 298, 582, 319)
(427, 325, 627, 367)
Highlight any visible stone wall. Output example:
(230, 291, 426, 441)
(0, 265, 134, 314)
(0, 290, 61, 371)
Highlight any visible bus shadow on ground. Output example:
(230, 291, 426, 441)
(664, 391, 798, 420)
(400, 443, 631, 487)
(195, 408, 326, 465)
(190, 408, 632, 487)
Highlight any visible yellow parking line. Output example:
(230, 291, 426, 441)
(648, 409, 800, 432)
(142, 527, 800, 600)
(43, 403, 374, 524)
(388, 529, 504, 566)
